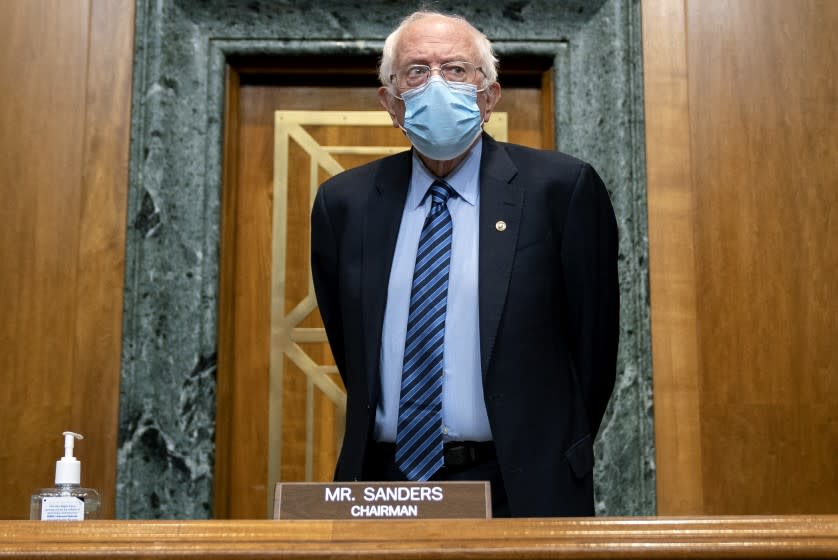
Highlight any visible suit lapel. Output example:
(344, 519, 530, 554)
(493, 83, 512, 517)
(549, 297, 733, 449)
(478, 135, 522, 378)
(360, 139, 520, 395)
(362, 151, 412, 404)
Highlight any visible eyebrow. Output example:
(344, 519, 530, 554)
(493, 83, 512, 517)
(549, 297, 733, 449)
(403, 57, 471, 66)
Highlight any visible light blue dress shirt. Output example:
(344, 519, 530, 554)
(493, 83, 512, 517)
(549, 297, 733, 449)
(375, 140, 492, 443)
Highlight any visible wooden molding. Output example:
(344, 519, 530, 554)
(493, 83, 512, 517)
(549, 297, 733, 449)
(214, 64, 242, 520)
(1, 516, 836, 558)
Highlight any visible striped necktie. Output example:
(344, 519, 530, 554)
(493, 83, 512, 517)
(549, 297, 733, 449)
(395, 180, 456, 481)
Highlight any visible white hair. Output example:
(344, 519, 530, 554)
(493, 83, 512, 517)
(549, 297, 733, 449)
(378, 11, 499, 93)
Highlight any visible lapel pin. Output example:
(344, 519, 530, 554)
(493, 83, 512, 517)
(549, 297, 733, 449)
(495, 220, 507, 232)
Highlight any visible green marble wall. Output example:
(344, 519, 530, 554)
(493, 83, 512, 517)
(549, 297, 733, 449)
(120, 0, 653, 518)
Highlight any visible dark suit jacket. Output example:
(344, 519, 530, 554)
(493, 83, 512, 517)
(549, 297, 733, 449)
(310, 134, 619, 517)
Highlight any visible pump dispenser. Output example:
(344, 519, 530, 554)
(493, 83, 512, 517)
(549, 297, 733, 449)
(29, 431, 101, 520)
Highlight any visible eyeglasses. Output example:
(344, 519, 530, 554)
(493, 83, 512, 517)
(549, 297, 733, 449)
(391, 61, 485, 89)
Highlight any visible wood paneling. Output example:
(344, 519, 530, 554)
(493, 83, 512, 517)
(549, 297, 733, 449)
(646, 0, 838, 514)
(642, 0, 704, 514)
(0, 0, 134, 519)
(1, 516, 837, 558)
(688, 0, 838, 514)
(72, 0, 135, 521)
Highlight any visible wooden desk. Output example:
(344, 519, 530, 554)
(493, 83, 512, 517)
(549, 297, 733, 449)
(1, 515, 836, 559)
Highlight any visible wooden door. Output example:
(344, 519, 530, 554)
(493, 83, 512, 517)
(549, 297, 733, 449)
(216, 55, 554, 518)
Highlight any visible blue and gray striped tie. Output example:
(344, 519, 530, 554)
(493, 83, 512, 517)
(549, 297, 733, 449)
(395, 180, 456, 481)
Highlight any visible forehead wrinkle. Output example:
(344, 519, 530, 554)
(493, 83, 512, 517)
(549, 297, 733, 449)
(395, 17, 478, 69)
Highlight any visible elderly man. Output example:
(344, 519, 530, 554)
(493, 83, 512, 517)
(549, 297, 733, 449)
(310, 10, 619, 517)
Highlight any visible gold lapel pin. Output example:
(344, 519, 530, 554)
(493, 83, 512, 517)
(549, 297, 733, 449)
(495, 220, 507, 232)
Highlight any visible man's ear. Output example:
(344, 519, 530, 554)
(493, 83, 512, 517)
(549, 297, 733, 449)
(481, 82, 502, 123)
(378, 86, 400, 128)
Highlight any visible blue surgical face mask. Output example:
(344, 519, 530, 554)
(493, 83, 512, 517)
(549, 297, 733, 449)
(398, 76, 484, 161)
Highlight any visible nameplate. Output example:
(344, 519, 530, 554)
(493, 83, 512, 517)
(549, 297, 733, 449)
(274, 481, 491, 519)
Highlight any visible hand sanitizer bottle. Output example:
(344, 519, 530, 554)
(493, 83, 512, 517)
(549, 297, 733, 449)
(29, 432, 101, 520)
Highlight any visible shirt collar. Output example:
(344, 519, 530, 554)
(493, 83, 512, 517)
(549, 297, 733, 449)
(407, 138, 482, 210)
